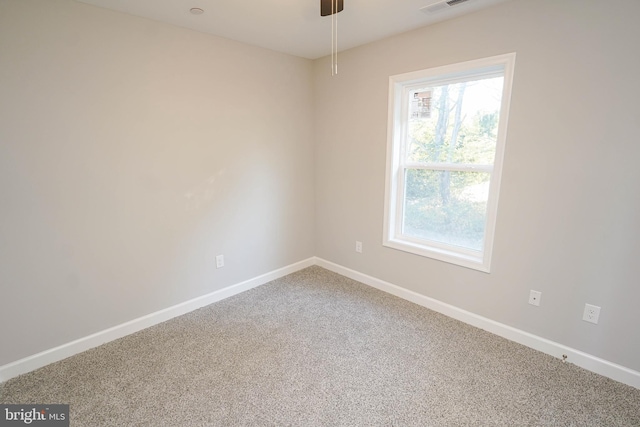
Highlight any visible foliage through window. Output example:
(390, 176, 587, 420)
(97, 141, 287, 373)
(384, 54, 515, 272)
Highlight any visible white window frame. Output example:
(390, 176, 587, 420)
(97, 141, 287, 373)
(383, 53, 516, 272)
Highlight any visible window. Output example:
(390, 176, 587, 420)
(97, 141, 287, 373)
(383, 54, 515, 272)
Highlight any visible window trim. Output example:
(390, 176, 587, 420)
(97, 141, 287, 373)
(383, 53, 516, 273)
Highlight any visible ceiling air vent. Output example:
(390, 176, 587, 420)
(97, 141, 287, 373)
(420, 0, 472, 14)
(446, 0, 471, 5)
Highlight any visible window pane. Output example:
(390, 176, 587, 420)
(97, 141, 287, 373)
(406, 77, 504, 165)
(402, 169, 490, 251)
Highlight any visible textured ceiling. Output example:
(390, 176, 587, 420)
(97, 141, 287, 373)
(75, 0, 510, 59)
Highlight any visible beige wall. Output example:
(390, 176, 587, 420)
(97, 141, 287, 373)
(0, 0, 315, 365)
(314, 0, 640, 372)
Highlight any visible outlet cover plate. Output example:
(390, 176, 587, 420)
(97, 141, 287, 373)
(583, 304, 600, 324)
(528, 290, 541, 306)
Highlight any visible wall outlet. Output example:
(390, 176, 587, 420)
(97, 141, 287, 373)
(216, 254, 224, 269)
(355, 241, 363, 253)
(528, 290, 542, 306)
(583, 304, 600, 324)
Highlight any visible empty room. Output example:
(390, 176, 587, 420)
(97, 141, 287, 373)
(1, 0, 639, 425)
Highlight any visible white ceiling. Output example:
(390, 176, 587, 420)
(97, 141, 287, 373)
(75, 0, 510, 59)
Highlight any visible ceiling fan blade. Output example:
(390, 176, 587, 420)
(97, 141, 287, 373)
(321, 0, 344, 16)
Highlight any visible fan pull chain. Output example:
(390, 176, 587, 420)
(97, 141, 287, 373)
(331, 0, 338, 75)
(334, 0, 338, 75)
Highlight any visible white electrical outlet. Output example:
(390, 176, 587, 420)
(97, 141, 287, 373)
(355, 241, 363, 253)
(528, 290, 541, 306)
(216, 254, 224, 269)
(583, 304, 600, 324)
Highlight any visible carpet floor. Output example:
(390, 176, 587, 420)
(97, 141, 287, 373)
(1, 266, 639, 426)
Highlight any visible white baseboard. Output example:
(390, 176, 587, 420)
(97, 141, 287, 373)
(0, 257, 315, 383)
(315, 257, 640, 390)
(3, 256, 638, 390)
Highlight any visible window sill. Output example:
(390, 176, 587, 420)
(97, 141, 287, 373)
(383, 237, 491, 273)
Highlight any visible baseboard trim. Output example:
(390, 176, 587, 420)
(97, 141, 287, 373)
(0, 257, 316, 383)
(3, 256, 638, 390)
(315, 257, 640, 390)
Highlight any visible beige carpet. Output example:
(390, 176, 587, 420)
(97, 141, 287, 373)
(1, 266, 639, 426)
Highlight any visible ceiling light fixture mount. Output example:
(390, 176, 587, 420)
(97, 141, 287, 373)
(321, 0, 343, 76)
(189, 7, 204, 15)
